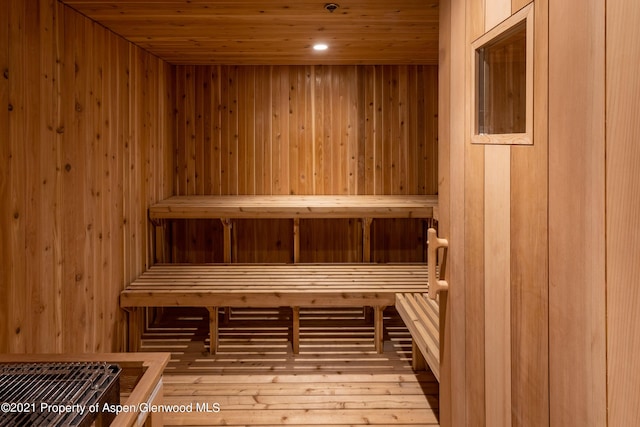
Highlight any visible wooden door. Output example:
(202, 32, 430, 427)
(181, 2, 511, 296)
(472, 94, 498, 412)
(439, 1, 549, 426)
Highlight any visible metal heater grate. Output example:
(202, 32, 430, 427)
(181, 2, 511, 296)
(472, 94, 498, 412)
(0, 362, 121, 427)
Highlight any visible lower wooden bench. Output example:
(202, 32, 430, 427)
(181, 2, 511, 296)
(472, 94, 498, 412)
(395, 292, 441, 382)
(121, 263, 429, 355)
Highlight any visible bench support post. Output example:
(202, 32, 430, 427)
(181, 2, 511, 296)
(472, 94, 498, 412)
(293, 219, 300, 263)
(221, 218, 233, 263)
(362, 217, 373, 262)
(292, 306, 300, 354)
(207, 307, 219, 355)
(412, 340, 427, 371)
(221, 219, 233, 322)
(374, 306, 386, 353)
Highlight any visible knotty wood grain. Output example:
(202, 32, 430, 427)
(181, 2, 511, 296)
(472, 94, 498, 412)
(144, 306, 439, 426)
(0, 0, 174, 353)
(59, 0, 439, 66)
(0, 0, 9, 353)
(174, 65, 437, 197)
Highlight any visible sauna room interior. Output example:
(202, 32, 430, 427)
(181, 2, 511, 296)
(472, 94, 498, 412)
(1, 0, 639, 426)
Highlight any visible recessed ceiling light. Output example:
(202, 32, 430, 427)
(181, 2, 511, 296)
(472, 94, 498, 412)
(313, 43, 329, 51)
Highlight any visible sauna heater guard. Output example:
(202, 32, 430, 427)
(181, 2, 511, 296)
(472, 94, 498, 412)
(0, 361, 121, 427)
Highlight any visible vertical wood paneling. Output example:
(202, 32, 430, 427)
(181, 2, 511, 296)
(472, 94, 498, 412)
(510, 1, 549, 426)
(442, 0, 467, 426)
(465, 1, 487, 424)
(175, 65, 437, 197)
(29, 0, 48, 352)
(7, 0, 29, 352)
(373, 66, 384, 194)
(76, 5, 86, 352)
(195, 66, 207, 195)
(549, 0, 606, 426)
(512, 0, 532, 14)
(436, 3, 451, 423)
(485, 0, 511, 30)
(484, 145, 511, 427)
(174, 65, 438, 262)
(452, 1, 550, 426)
(606, 1, 640, 424)
(422, 66, 439, 195)
(0, 0, 174, 353)
(0, 0, 10, 353)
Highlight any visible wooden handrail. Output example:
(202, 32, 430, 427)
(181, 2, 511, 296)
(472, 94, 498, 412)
(427, 228, 449, 300)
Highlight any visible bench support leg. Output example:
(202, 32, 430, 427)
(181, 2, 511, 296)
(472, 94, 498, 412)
(292, 306, 300, 354)
(412, 340, 427, 371)
(293, 219, 300, 263)
(207, 307, 219, 355)
(374, 306, 385, 354)
(362, 217, 373, 262)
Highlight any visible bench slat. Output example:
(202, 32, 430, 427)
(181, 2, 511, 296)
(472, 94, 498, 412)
(121, 263, 431, 356)
(149, 195, 438, 219)
(121, 264, 429, 308)
(395, 293, 440, 382)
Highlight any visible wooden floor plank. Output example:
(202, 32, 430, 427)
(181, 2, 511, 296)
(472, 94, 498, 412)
(141, 307, 439, 426)
(164, 408, 439, 425)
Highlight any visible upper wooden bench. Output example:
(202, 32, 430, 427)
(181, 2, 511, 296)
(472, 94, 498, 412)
(148, 195, 438, 262)
(149, 195, 438, 219)
(121, 263, 429, 355)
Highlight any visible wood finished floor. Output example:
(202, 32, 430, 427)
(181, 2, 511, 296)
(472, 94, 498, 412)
(139, 307, 439, 426)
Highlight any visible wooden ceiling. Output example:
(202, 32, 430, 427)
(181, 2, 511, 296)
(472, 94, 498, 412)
(60, 0, 439, 65)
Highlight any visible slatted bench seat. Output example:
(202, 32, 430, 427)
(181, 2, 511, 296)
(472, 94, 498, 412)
(394, 228, 448, 382)
(395, 292, 441, 382)
(148, 195, 438, 263)
(120, 263, 429, 355)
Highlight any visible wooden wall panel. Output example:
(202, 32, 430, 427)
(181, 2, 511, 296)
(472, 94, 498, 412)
(175, 65, 438, 197)
(0, 0, 9, 353)
(0, 0, 174, 353)
(441, 0, 467, 425)
(174, 64, 438, 263)
(509, 1, 549, 426)
(548, 0, 606, 426)
(512, 0, 532, 14)
(444, 1, 549, 426)
(483, 146, 511, 427)
(8, 0, 44, 353)
(485, 0, 511, 30)
(464, 0, 487, 425)
(606, 1, 640, 424)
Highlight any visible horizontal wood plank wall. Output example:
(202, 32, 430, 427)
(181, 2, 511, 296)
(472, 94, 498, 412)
(0, 0, 174, 353)
(173, 65, 438, 263)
